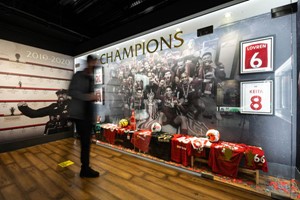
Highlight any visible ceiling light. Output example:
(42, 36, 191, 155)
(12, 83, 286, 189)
(130, 0, 146, 8)
(143, 6, 155, 14)
(224, 12, 232, 18)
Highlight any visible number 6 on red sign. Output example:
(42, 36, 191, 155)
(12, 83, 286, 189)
(240, 36, 274, 74)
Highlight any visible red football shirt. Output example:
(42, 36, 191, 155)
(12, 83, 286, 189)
(131, 130, 152, 152)
(244, 145, 268, 172)
(171, 134, 183, 163)
(103, 129, 117, 144)
(171, 135, 192, 167)
(102, 124, 118, 144)
(208, 142, 245, 177)
(178, 136, 192, 167)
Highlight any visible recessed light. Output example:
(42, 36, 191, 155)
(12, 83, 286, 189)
(224, 12, 232, 18)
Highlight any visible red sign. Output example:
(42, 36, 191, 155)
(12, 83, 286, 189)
(244, 43, 268, 69)
(240, 36, 273, 74)
(95, 75, 102, 84)
(94, 67, 103, 85)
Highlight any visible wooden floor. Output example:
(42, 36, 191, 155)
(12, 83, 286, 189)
(0, 138, 271, 200)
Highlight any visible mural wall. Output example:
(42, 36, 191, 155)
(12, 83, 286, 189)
(0, 39, 74, 144)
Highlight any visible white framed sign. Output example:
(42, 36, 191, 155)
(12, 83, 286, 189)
(94, 67, 103, 85)
(240, 36, 274, 74)
(240, 80, 273, 115)
(94, 88, 104, 105)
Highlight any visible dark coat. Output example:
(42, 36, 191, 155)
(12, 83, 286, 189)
(68, 70, 93, 120)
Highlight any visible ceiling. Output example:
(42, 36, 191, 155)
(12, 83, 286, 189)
(0, 0, 243, 55)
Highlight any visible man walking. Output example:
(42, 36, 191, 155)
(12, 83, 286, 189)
(68, 55, 100, 178)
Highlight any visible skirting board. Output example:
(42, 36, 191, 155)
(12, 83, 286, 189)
(0, 131, 74, 153)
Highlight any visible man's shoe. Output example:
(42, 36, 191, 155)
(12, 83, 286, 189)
(80, 167, 100, 178)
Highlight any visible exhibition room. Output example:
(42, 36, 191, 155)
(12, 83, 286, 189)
(0, 0, 300, 199)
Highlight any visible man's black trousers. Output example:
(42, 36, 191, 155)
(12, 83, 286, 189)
(74, 119, 92, 170)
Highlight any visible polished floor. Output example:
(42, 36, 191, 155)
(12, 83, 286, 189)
(0, 138, 271, 200)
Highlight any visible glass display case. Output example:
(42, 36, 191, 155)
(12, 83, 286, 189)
(75, 0, 299, 198)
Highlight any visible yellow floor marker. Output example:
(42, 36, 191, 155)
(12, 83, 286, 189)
(58, 160, 74, 168)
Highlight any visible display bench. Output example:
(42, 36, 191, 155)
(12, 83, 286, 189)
(98, 123, 267, 185)
(191, 153, 260, 185)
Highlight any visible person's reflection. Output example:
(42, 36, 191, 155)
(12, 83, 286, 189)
(68, 54, 100, 178)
